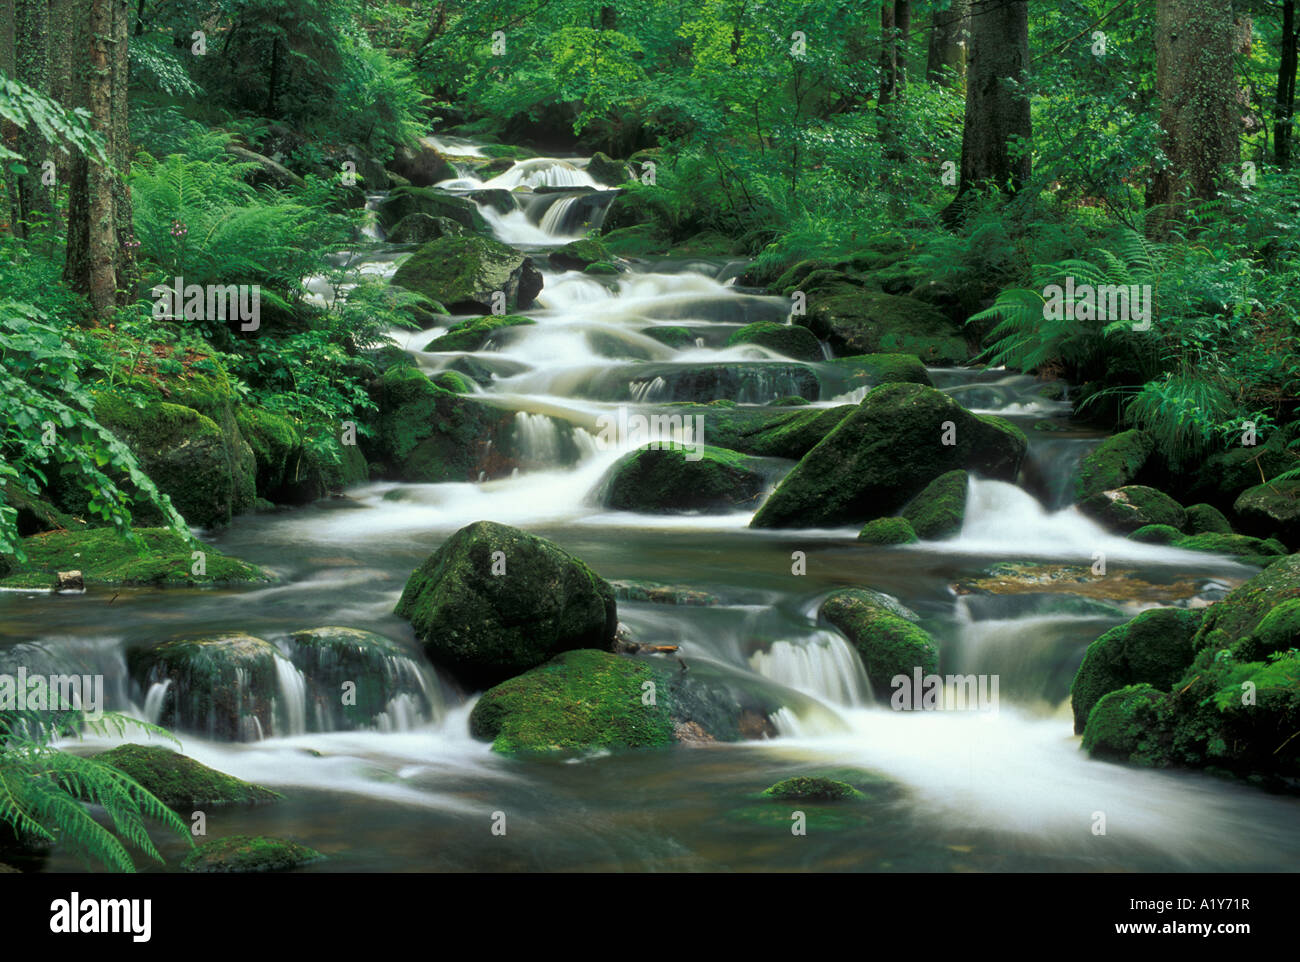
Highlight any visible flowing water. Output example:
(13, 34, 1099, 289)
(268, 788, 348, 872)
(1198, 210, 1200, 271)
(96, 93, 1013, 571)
(4, 142, 1298, 873)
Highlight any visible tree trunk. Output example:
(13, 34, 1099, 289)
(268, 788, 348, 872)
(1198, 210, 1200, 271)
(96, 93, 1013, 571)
(941, 0, 1031, 222)
(1149, 0, 1240, 236)
(11, 0, 53, 239)
(926, 0, 970, 85)
(879, 3, 896, 107)
(266, 35, 281, 115)
(87, 0, 117, 317)
(109, 0, 134, 305)
(1276, 0, 1298, 167)
(894, 1, 911, 91)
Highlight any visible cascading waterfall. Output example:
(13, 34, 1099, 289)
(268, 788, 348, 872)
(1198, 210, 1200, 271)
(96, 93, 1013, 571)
(748, 630, 872, 706)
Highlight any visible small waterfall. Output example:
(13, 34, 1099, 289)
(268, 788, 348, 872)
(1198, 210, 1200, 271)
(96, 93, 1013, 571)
(512, 411, 564, 465)
(273, 656, 309, 736)
(539, 196, 580, 235)
(142, 679, 171, 724)
(749, 631, 872, 706)
(485, 158, 598, 189)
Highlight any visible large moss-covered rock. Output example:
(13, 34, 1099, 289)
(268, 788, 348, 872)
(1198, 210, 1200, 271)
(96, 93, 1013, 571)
(395, 521, 618, 687)
(0, 528, 268, 590)
(797, 290, 968, 364)
(1233, 480, 1300, 548)
(183, 835, 323, 873)
(93, 394, 253, 529)
(287, 626, 436, 730)
(820, 589, 939, 698)
(1185, 502, 1233, 534)
(1081, 683, 1166, 761)
(599, 444, 767, 513)
(826, 353, 932, 388)
(1074, 429, 1154, 500)
(377, 185, 487, 234)
(548, 237, 613, 271)
(95, 745, 280, 809)
(858, 516, 919, 545)
(1078, 485, 1187, 534)
(762, 776, 863, 801)
(388, 212, 465, 245)
(424, 314, 535, 352)
(1172, 532, 1288, 567)
(372, 365, 513, 482)
(900, 469, 968, 540)
(585, 151, 630, 187)
(1192, 554, 1300, 650)
(726, 322, 823, 362)
(1069, 608, 1203, 734)
(751, 383, 1026, 528)
(389, 142, 457, 186)
(391, 235, 543, 314)
(128, 633, 289, 741)
(468, 649, 674, 755)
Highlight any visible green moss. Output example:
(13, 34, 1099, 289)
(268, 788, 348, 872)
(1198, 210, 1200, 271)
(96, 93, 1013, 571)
(1247, 598, 1300, 659)
(1233, 480, 1300, 548)
(1173, 532, 1288, 566)
(827, 353, 932, 387)
(1078, 485, 1187, 534)
(1129, 524, 1182, 544)
(641, 326, 693, 348)
(377, 185, 488, 233)
(0, 528, 268, 589)
(235, 406, 301, 497)
(95, 745, 280, 809)
(395, 520, 617, 687)
(751, 383, 1026, 528)
(431, 370, 476, 393)
(858, 517, 919, 545)
(468, 649, 674, 756)
(1193, 554, 1300, 648)
(549, 237, 612, 270)
(726, 322, 823, 362)
(391, 235, 540, 313)
(762, 776, 864, 801)
(584, 260, 620, 275)
(598, 224, 668, 257)
(182, 835, 324, 873)
(1081, 683, 1167, 762)
(1069, 607, 1203, 734)
(424, 314, 535, 352)
(800, 290, 968, 364)
(820, 589, 939, 697)
(1075, 430, 1154, 500)
(1185, 502, 1232, 534)
(288, 626, 426, 728)
(599, 443, 767, 513)
(900, 469, 968, 540)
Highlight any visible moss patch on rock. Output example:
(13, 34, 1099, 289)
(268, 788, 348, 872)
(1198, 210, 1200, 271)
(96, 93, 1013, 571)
(95, 744, 280, 809)
(726, 322, 823, 362)
(599, 443, 767, 513)
(182, 835, 323, 873)
(424, 314, 535, 352)
(820, 589, 939, 698)
(858, 516, 919, 545)
(391, 235, 542, 314)
(1185, 502, 1233, 535)
(1075, 430, 1154, 500)
(762, 776, 864, 801)
(1078, 485, 1186, 534)
(900, 469, 968, 540)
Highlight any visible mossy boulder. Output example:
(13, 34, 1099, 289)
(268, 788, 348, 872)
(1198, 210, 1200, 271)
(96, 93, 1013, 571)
(599, 189, 657, 233)
(584, 260, 620, 275)
(235, 406, 301, 500)
(287, 626, 435, 730)
(751, 383, 1026, 529)
(391, 235, 543, 314)
(394, 521, 618, 687)
(1075, 430, 1154, 500)
(423, 314, 535, 352)
(1185, 502, 1233, 535)
(585, 151, 630, 187)
(1078, 485, 1187, 535)
(128, 633, 290, 741)
(725, 322, 823, 362)
(0, 528, 267, 590)
(468, 649, 675, 755)
(798, 290, 968, 364)
(642, 326, 694, 348)
(858, 517, 919, 545)
(599, 444, 767, 513)
(93, 394, 254, 529)
(668, 403, 855, 461)
(900, 469, 968, 540)
(182, 835, 323, 873)
(389, 142, 457, 187)
(95, 745, 280, 809)
(1129, 524, 1182, 544)
(1233, 480, 1300, 548)
(1081, 683, 1166, 761)
(388, 213, 465, 245)
(372, 365, 513, 482)
(1192, 554, 1300, 649)
(1069, 608, 1204, 734)
(820, 589, 939, 698)
(1172, 532, 1288, 567)
(548, 237, 613, 271)
(431, 370, 476, 393)
(827, 353, 932, 388)
(377, 185, 487, 234)
(0, 481, 81, 537)
(762, 776, 864, 801)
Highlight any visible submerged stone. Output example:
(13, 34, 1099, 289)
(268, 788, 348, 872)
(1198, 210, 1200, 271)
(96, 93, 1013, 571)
(94, 744, 280, 809)
(182, 835, 324, 873)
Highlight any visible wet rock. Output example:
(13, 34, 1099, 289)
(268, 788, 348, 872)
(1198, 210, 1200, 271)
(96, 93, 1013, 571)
(825, 353, 932, 388)
(54, 570, 83, 592)
(598, 444, 768, 513)
(288, 626, 437, 730)
(391, 235, 543, 314)
(1074, 429, 1154, 500)
(762, 776, 864, 801)
(1234, 480, 1300, 548)
(423, 314, 535, 352)
(377, 186, 488, 234)
(726, 322, 823, 362)
(182, 835, 324, 873)
(611, 580, 721, 606)
(395, 521, 618, 687)
(586, 151, 630, 187)
(1078, 485, 1187, 534)
(1185, 502, 1233, 535)
(750, 383, 1026, 529)
(1173, 532, 1288, 567)
(858, 517, 919, 545)
(548, 237, 613, 271)
(900, 469, 968, 540)
(797, 290, 968, 364)
(820, 589, 938, 698)
(389, 142, 457, 186)
(387, 213, 465, 245)
(1070, 608, 1203, 733)
(95, 745, 280, 809)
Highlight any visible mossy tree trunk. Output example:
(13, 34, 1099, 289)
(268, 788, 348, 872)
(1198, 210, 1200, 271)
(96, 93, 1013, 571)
(926, 0, 970, 85)
(10, 0, 53, 241)
(1276, 0, 1298, 167)
(1148, 0, 1241, 237)
(940, 0, 1030, 223)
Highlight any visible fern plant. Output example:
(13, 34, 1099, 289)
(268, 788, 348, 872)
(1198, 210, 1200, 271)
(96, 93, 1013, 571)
(0, 709, 191, 872)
